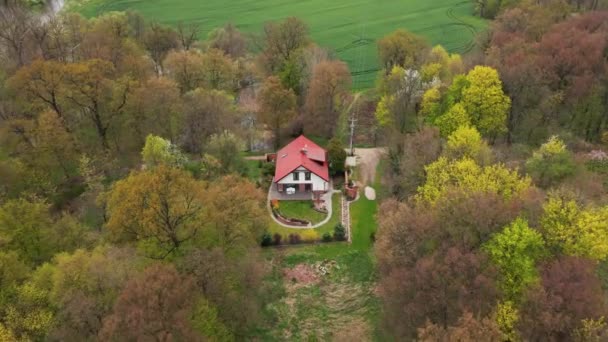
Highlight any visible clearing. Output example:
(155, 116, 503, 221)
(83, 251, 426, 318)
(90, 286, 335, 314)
(70, 0, 486, 88)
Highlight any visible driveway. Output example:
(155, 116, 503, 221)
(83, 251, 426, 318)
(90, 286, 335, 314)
(351, 148, 386, 186)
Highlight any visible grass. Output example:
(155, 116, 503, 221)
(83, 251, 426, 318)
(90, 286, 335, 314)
(277, 200, 327, 225)
(267, 193, 340, 239)
(70, 0, 487, 89)
(244, 159, 263, 181)
(256, 155, 385, 340)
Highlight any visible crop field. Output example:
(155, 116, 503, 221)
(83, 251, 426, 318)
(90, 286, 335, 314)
(71, 0, 486, 88)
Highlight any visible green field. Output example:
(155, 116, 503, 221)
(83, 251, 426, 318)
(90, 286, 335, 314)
(70, 0, 486, 88)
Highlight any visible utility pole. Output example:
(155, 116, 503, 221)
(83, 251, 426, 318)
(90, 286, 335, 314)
(348, 115, 357, 156)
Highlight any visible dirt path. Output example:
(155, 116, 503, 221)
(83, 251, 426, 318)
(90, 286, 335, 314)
(352, 148, 385, 186)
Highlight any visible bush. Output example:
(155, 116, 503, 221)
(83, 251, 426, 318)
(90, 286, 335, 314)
(300, 229, 319, 242)
(261, 232, 273, 247)
(322, 232, 333, 242)
(334, 223, 347, 241)
(288, 234, 302, 244)
(525, 136, 575, 188)
(273, 233, 282, 245)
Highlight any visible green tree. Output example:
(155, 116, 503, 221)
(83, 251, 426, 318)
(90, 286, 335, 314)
(205, 131, 246, 176)
(434, 103, 470, 137)
(461, 66, 510, 139)
(444, 125, 492, 164)
(141, 134, 186, 167)
(327, 137, 347, 176)
(483, 218, 546, 300)
(525, 136, 575, 188)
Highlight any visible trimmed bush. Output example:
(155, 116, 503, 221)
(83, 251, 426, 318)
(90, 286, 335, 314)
(273, 233, 282, 245)
(300, 229, 320, 242)
(288, 234, 302, 244)
(334, 223, 347, 241)
(261, 232, 273, 247)
(322, 232, 333, 242)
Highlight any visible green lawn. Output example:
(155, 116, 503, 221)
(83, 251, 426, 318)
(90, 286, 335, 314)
(277, 200, 327, 225)
(70, 0, 486, 88)
(268, 193, 340, 240)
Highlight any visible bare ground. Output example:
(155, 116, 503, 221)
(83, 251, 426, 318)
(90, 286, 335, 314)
(352, 148, 386, 186)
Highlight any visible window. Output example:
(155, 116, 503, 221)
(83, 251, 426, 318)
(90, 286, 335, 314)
(305, 172, 311, 181)
(293, 172, 299, 181)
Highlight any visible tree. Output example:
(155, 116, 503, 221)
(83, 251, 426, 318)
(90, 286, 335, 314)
(105, 165, 207, 258)
(417, 312, 502, 341)
(483, 218, 546, 300)
(327, 138, 347, 176)
(200, 48, 236, 91)
(444, 125, 492, 165)
(434, 103, 470, 137)
(416, 157, 531, 205)
(303, 60, 351, 138)
(540, 194, 608, 260)
(141, 134, 186, 167)
(46, 247, 137, 341)
(519, 257, 608, 341)
(0, 198, 53, 265)
(202, 175, 268, 253)
(258, 76, 297, 149)
(461, 66, 511, 139)
(208, 23, 247, 58)
(176, 21, 200, 50)
(261, 17, 309, 73)
(164, 50, 206, 93)
(143, 22, 178, 75)
(181, 88, 238, 154)
(99, 264, 204, 341)
(377, 29, 428, 70)
(525, 136, 575, 188)
(204, 131, 246, 176)
(380, 247, 498, 339)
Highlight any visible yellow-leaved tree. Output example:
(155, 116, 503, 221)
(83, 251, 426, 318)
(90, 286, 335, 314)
(540, 194, 608, 260)
(416, 157, 531, 205)
(105, 165, 206, 258)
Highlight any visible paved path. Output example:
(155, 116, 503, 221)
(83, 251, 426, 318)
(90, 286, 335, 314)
(244, 155, 266, 161)
(267, 187, 340, 229)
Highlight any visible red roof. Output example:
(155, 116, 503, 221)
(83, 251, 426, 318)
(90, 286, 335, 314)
(274, 135, 329, 182)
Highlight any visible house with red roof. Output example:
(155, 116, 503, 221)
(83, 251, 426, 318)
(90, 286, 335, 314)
(273, 135, 329, 196)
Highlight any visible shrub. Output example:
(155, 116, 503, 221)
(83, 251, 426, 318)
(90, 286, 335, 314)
(288, 234, 302, 244)
(334, 223, 347, 241)
(273, 233, 282, 245)
(300, 229, 319, 242)
(322, 232, 332, 242)
(261, 232, 273, 247)
(525, 136, 575, 188)
(271, 200, 279, 210)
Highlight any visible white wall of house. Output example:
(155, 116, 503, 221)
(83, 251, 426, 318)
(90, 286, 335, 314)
(277, 167, 328, 191)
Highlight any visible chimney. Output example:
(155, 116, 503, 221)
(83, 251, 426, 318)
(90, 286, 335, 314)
(301, 144, 308, 154)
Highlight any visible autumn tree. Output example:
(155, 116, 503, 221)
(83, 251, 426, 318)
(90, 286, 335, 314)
(417, 312, 502, 341)
(181, 88, 238, 154)
(261, 17, 310, 73)
(519, 257, 608, 340)
(200, 48, 236, 91)
(105, 165, 207, 258)
(444, 125, 492, 165)
(258, 76, 297, 149)
(380, 247, 498, 339)
(303, 60, 351, 138)
(46, 247, 137, 341)
(143, 22, 178, 75)
(377, 29, 429, 70)
(176, 21, 200, 50)
(208, 23, 247, 58)
(164, 50, 205, 93)
(99, 264, 204, 341)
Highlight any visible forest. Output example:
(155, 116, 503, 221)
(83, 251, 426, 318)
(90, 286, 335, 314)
(0, 0, 607, 340)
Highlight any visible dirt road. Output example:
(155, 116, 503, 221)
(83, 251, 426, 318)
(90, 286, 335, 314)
(352, 148, 386, 186)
